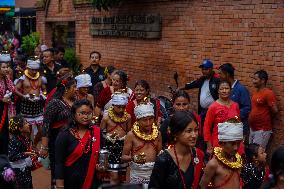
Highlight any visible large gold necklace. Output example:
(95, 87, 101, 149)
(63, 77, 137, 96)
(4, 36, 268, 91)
(214, 147, 242, 169)
(108, 106, 128, 123)
(24, 70, 40, 80)
(133, 121, 159, 141)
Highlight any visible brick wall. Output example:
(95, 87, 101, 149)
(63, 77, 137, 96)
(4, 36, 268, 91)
(37, 0, 284, 152)
(15, 0, 36, 8)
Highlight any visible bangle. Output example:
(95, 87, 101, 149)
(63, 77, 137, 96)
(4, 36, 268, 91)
(56, 186, 64, 189)
(41, 145, 48, 150)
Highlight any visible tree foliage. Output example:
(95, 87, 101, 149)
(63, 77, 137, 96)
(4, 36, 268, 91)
(92, 0, 123, 11)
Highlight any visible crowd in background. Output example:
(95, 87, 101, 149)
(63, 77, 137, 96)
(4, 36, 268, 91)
(0, 32, 282, 189)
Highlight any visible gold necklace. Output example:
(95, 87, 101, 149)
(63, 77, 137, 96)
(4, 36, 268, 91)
(214, 147, 242, 169)
(24, 70, 40, 80)
(108, 106, 128, 123)
(133, 121, 159, 141)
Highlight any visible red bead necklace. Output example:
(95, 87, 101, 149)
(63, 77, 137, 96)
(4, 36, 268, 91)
(29, 79, 39, 90)
(173, 145, 191, 189)
(70, 128, 92, 153)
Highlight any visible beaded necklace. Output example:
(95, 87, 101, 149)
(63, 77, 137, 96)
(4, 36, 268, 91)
(70, 128, 92, 153)
(173, 145, 190, 189)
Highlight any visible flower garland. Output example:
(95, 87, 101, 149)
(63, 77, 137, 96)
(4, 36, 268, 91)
(108, 106, 128, 123)
(132, 121, 159, 141)
(24, 70, 40, 80)
(214, 147, 242, 169)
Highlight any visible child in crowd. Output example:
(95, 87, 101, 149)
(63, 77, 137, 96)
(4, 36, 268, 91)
(241, 143, 269, 189)
(100, 92, 132, 185)
(8, 115, 38, 189)
(261, 145, 284, 189)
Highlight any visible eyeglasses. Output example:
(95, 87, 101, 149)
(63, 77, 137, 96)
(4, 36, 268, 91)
(76, 112, 93, 117)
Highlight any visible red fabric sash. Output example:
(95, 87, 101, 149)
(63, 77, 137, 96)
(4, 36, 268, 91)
(51, 120, 68, 129)
(192, 148, 205, 189)
(65, 126, 100, 189)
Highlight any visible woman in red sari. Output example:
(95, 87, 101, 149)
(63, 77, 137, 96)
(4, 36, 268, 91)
(126, 80, 162, 126)
(55, 99, 102, 189)
(94, 70, 133, 117)
(204, 80, 243, 155)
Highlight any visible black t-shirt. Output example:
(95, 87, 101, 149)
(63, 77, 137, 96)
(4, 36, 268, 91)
(41, 63, 62, 93)
(85, 65, 105, 91)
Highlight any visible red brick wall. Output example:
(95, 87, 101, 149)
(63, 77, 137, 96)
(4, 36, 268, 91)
(37, 0, 284, 152)
(16, 0, 36, 8)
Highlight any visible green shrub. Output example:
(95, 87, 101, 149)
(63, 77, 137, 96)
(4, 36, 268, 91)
(21, 32, 40, 56)
(64, 48, 80, 74)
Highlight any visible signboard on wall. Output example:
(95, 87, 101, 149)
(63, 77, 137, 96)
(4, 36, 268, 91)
(90, 14, 162, 39)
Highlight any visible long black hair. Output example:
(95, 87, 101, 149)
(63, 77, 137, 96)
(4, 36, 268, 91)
(69, 99, 94, 128)
(172, 90, 190, 104)
(135, 80, 150, 96)
(114, 70, 128, 89)
(53, 76, 76, 99)
(169, 111, 197, 143)
(245, 143, 260, 163)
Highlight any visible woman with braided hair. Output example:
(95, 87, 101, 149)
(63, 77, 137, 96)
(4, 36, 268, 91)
(40, 77, 76, 189)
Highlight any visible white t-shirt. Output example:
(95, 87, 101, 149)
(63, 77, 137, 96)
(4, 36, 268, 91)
(200, 79, 215, 109)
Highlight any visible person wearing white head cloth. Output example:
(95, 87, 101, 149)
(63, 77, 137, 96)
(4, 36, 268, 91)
(122, 102, 162, 188)
(0, 54, 11, 63)
(100, 92, 131, 185)
(200, 119, 244, 189)
(75, 74, 94, 107)
(15, 59, 47, 147)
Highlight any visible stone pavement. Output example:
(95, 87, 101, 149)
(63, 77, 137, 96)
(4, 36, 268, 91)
(32, 167, 51, 189)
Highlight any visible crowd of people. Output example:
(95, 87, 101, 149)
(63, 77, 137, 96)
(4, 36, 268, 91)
(0, 39, 282, 189)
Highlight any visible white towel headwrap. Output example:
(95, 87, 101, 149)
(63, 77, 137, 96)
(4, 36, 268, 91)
(0, 54, 11, 62)
(134, 103, 154, 119)
(75, 74, 92, 88)
(111, 93, 128, 106)
(27, 59, 40, 69)
(218, 121, 243, 142)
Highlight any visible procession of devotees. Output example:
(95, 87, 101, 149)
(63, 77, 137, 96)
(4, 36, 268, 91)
(0, 33, 283, 189)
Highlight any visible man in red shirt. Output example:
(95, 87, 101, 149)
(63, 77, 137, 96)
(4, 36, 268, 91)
(249, 70, 278, 149)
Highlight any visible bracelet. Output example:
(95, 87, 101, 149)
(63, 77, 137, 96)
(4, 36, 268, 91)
(56, 186, 64, 189)
(41, 145, 48, 150)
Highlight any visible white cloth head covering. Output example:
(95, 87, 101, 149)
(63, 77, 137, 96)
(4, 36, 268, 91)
(111, 93, 128, 106)
(75, 74, 92, 88)
(27, 59, 40, 69)
(0, 54, 11, 62)
(134, 102, 154, 119)
(218, 121, 243, 142)
(40, 45, 48, 52)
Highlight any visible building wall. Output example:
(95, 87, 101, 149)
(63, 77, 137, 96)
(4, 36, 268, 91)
(37, 0, 284, 152)
(15, 0, 36, 8)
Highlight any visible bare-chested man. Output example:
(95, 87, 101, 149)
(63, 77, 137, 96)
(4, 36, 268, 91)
(199, 120, 244, 189)
(122, 102, 162, 187)
(16, 59, 47, 146)
(100, 92, 131, 185)
(75, 74, 94, 107)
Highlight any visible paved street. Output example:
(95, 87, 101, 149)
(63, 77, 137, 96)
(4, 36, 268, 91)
(32, 167, 51, 189)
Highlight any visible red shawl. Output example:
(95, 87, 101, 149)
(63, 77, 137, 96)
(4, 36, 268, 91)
(65, 126, 100, 189)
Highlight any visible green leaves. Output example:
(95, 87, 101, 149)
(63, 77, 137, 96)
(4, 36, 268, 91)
(92, 0, 123, 11)
(64, 48, 80, 74)
(21, 32, 40, 56)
